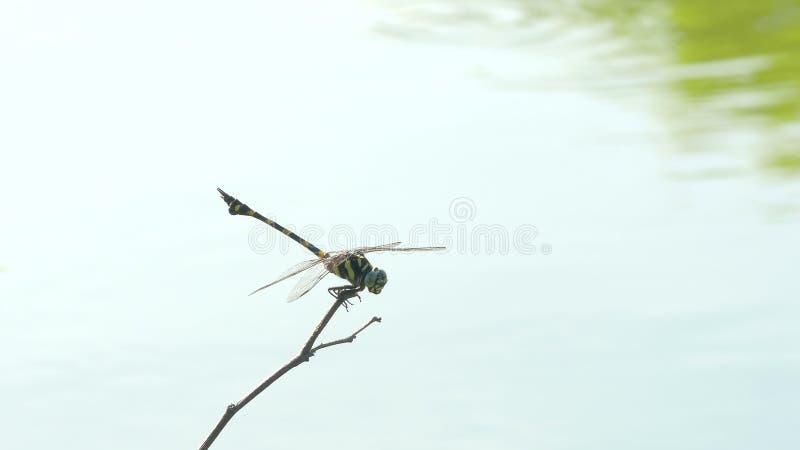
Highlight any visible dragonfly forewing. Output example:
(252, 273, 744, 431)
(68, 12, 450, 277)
(359, 244, 446, 254)
(248, 258, 325, 296)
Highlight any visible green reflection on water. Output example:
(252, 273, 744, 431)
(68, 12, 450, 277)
(376, 0, 800, 175)
(667, 0, 800, 172)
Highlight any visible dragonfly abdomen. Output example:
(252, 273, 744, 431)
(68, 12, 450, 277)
(218, 188, 328, 259)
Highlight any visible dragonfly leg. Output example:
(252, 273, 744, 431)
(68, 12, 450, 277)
(328, 285, 362, 311)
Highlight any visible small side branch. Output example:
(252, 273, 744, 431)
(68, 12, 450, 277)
(311, 316, 382, 353)
(198, 300, 381, 450)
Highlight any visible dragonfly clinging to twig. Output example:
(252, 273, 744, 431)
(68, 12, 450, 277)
(218, 188, 445, 308)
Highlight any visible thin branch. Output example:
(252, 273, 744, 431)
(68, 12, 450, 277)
(311, 316, 382, 353)
(300, 297, 344, 356)
(198, 300, 380, 450)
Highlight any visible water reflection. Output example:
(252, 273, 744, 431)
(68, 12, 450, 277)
(374, 0, 800, 176)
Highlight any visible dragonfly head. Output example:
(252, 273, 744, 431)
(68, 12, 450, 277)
(365, 268, 388, 294)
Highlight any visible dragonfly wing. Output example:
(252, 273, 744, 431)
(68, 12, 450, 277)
(359, 244, 446, 254)
(325, 242, 403, 263)
(249, 258, 325, 296)
(327, 243, 444, 261)
(384, 246, 446, 252)
(342, 242, 402, 254)
(286, 263, 331, 303)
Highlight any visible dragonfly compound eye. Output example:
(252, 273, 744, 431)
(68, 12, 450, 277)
(365, 270, 378, 288)
(365, 269, 388, 293)
(375, 270, 387, 286)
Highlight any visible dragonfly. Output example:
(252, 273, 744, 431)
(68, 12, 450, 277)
(218, 188, 445, 307)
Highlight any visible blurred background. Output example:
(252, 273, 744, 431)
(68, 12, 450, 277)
(1, 1, 799, 449)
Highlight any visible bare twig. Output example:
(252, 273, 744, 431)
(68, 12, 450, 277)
(311, 316, 382, 353)
(197, 299, 381, 450)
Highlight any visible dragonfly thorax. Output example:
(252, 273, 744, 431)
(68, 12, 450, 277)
(327, 254, 377, 288)
(326, 253, 388, 295)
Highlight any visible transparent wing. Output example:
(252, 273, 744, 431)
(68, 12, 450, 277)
(326, 242, 444, 265)
(345, 242, 403, 253)
(286, 264, 331, 303)
(326, 242, 402, 259)
(359, 244, 446, 254)
(248, 258, 325, 296)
